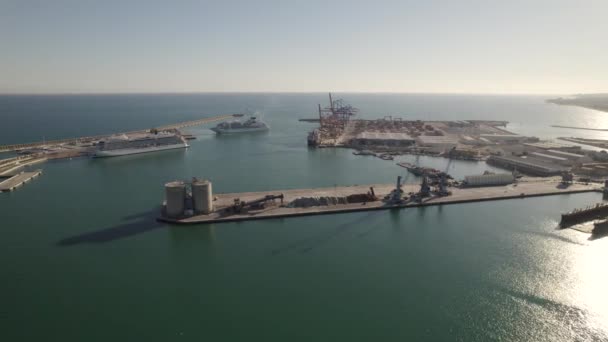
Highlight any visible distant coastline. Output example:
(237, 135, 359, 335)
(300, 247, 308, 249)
(547, 94, 608, 113)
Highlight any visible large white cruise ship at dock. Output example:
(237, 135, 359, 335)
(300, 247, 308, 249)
(93, 131, 189, 157)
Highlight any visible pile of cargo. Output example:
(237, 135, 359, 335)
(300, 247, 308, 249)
(288, 192, 377, 208)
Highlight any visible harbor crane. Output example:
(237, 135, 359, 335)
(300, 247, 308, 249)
(561, 171, 574, 185)
(231, 194, 284, 213)
(387, 176, 405, 204)
(435, 157, 453, 196)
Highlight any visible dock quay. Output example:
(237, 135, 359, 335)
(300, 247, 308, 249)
(560, 202, 608, 227)
(551, 125, 608, 132)
(558, 137, 608, 149)
(0, 114, 237, 153)
(0, 156, 47, 176)
(158, 179, 600, 225)
(155, 114, 236, 130)
(0, 170, 42, 192)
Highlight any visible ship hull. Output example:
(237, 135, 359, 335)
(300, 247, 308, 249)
(211, 126, 269, 134)
(93, 143, 189, 158)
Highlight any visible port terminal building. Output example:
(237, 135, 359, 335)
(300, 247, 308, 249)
(415, 135, 459, 153)
(464, 173, 515, 187)
(487, 155, 568, 176)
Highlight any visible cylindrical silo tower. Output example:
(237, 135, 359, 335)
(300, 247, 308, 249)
(165, 181, 186, 218)
(192, 179, 213, 214)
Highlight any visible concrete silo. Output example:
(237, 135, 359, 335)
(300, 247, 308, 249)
(165, 181, 186, 218)
(192, 179, 213, 214)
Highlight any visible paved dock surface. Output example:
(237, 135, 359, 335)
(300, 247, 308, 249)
(0, 170, 42, 192)
(159, 179, 601, 225)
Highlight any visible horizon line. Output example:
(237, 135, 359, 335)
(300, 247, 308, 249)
(0, 90, 591, 97)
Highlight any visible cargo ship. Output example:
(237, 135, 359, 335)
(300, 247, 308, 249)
(94, 131, 188, 157)
(307, 129, 320, 146)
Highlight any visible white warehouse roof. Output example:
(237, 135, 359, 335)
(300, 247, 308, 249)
(464, 173, 515, 186)
(524, 141, 577, 150)
(416, 135, 459, 145)
(546, 149, 585, 159)
(530, 152, 568, 162)
(479, 134, 524, 140)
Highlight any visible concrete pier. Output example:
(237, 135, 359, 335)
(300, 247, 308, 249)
(0, 114, 237, 153)
(157, 179, 601, 225)
(0, 170, 42, 192)
(0, 157, 47, 176)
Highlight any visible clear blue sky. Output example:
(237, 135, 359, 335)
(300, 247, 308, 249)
(1, 0, 606, 94)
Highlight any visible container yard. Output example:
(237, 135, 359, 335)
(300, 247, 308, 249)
(307, 94, 517, 158)
(306, 94, 608, 181)
(158, 176, 600, 225)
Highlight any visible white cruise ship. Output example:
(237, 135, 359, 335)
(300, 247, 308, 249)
(93, 131, 189, 157)
(211, 116, 269, 134)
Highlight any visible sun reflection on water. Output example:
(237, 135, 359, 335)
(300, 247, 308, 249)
(571, 237, 608, 336)
(487, 217, 608, 340)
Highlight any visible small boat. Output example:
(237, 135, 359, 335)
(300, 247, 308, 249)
(307, 130, 320, 146)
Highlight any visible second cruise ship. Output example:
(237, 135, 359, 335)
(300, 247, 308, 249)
(211, 116, 269, 134)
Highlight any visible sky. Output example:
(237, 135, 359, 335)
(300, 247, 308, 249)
(1, 0, 607, 94)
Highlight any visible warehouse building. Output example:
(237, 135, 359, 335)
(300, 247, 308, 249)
(460, 135, 487, 146)
(523, 141, 582, 152)
(480, 134, 526, 143)
(464, 173, 515, 187)
(573, 163, 608, 177)
(529, 152, 571, 166)
(415, 135, 459, 153)
(545, 149, 590, 163)
(486, 155, 567, 176)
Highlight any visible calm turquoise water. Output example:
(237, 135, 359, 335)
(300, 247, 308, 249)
(1, 94, 608, 341)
